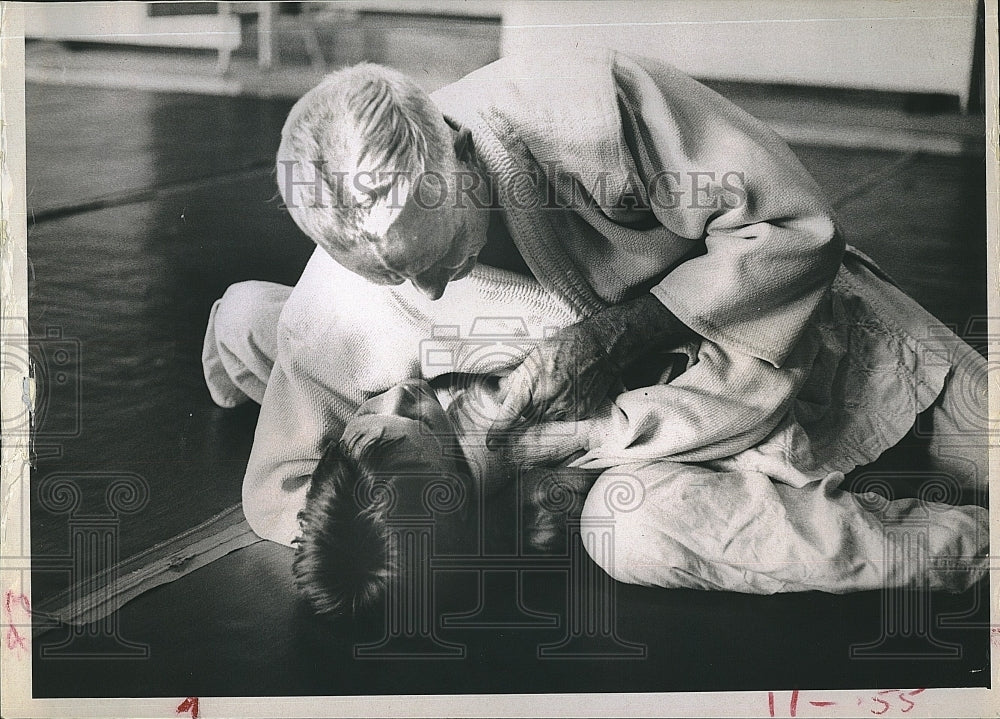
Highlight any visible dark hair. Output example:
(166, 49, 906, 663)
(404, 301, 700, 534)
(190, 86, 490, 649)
(293, 431, 472, 617)
(524, 467, 601, 553)
(292, 439, 397, 617)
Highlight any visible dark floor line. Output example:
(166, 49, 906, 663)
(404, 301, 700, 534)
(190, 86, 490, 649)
(829, 151, 919, 210)
(34, 502, 259, 631)
(28, 161, 278, 225)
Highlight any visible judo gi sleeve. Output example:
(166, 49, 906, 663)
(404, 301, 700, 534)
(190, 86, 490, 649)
(614, 53, 845, 368)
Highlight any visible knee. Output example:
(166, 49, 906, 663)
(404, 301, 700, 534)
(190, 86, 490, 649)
(579, 463, 717, 587)
(212, 281, 290, 353)
(579, 466, 667, 585)
(944, 344, 988, 422)
(926, 346, 990, 491)
(204, 281, 291, 407)
(213, 281, 270, 343)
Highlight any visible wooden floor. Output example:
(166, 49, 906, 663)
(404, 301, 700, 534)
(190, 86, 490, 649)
(26, 85, 310, 595)
(25, 81, 989, 696)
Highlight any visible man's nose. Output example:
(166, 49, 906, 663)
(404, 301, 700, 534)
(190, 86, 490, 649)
(380, 384, 414, 415)
(382, 380, 429, 415)
(411, 275, 447, 300)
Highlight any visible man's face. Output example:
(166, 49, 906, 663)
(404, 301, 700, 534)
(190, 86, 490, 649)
(348, 379, 454, 446)
(329, 168, 489, 301)
(343, 378, 464, 476)
(343, 378, 473, 520)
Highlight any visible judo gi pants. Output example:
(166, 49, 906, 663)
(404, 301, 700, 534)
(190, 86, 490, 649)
(203, 279, 990, 592)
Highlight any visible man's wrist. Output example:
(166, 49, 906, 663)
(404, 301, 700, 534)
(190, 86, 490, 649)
(590, 294, 689, 369)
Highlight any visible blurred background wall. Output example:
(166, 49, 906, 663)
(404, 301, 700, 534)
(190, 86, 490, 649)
(501, 0, 979, 108)
(23, 1, 982, 110)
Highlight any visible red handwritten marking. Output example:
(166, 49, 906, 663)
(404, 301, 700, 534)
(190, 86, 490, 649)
(5, 625, 28, 652)
(769, 690, 810, 717)
(810, 701, 837, 707)
(176, 697, 199, 719)
(4, 590, 31, 617)
(898, 692, 915, 713)
(3, 590, 31, 657)
(859, 689, 927, 715)
(871, 696, 891, 715)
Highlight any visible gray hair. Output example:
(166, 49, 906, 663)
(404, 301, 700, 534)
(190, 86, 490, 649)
(276, 63, 454, 252)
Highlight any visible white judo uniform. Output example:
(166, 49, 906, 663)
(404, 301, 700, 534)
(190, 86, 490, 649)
(203, 248, 988, 594)
(203, 48, 990, 593)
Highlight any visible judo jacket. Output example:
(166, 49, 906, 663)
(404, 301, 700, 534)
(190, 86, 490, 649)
(234, 50, 952, 549)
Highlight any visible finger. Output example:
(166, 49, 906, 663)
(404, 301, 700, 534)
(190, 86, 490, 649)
(486, 392, 528, 449)
(505, 421, 583, 466)
(496, 372, 512, 403)
(496, 350, 535, 403)
(486, 379, 533, 449)
(543, 404, 569, 421)
(561, 360, 620, 420)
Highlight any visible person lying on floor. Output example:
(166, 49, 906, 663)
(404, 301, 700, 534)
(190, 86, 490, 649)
(203, 49, 990, 566)
(290, 376, 987, 616)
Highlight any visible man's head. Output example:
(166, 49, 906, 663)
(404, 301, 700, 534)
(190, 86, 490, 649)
(292, 379, 474, 617)
(277, 64, 490, 300)
(292, 377, 598, 616)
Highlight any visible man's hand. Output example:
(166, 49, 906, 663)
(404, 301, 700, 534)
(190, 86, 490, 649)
(485, 294, 690, 448)
(486, 320, 619, 448)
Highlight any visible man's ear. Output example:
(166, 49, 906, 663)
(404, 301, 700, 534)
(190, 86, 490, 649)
(451, 126, 475, 163)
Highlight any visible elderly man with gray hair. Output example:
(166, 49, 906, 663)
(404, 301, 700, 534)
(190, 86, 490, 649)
(203, 49, 988, 594)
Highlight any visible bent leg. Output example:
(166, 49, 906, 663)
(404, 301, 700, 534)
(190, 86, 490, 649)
(921, 337, 990, 494)
(844, 253, 991, 492)
(202, 281, 292, 407)
(580, 461, 988, 594)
